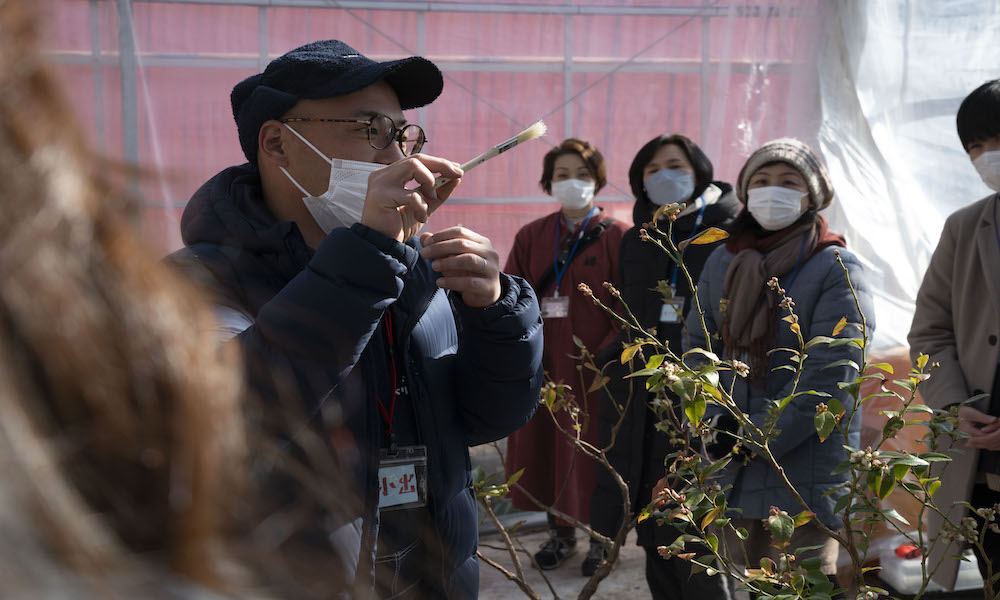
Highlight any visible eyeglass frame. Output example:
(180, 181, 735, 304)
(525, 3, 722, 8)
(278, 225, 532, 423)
(278, 115, 427, 156)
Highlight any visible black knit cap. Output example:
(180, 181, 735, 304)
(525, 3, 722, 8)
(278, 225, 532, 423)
(231, 40, 444, 165)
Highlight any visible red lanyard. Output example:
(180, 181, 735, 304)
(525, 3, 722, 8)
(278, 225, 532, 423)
(376, 312, 399, 436)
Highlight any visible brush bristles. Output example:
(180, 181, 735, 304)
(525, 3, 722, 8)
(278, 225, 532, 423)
(515, 120, 547, 144)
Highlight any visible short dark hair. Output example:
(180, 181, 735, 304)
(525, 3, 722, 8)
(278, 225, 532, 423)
(539, 138, 607, 194)
(628, 134, 713, 204)
(957, 78, 1000, 151)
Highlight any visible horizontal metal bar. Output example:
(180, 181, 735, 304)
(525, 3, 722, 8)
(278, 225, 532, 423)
(131, 0, 743, 18)
(45, 50, 794, 74)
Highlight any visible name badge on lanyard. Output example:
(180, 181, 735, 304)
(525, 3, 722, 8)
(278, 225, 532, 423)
(375, 311, 428, 511)
(378, 445, 429, 511)
(541, 293, 570, 319)
(659, 297, 685, 324)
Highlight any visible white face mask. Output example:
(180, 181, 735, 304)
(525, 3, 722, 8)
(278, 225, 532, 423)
(551, 178, 595, 210)
(973, 150, 1000, 192)
(747, 186, 808, 231)
(644, 168, 695, 206)
(279, 124, 383, 234)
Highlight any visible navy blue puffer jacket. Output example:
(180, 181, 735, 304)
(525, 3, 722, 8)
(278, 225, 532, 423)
(168, 164, 543, 598)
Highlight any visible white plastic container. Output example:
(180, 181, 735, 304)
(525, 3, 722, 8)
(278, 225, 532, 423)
(878, 545, 984, 594)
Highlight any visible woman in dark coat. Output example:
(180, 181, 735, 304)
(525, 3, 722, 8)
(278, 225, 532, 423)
(587, 135, 741, 594)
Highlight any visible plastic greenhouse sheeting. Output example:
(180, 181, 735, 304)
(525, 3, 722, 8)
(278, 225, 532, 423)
(43, 0, 1000, 353)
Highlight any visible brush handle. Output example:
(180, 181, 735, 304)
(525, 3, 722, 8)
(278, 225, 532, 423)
(433, 134, 521, 189)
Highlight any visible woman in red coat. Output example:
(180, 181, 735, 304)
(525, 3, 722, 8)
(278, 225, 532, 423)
(504, 138, 628, 573)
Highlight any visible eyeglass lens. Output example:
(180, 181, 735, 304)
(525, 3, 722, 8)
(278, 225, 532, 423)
(368, 115, 424, 155)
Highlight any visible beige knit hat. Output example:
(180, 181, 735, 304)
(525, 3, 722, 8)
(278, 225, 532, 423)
(736, 138, 835, 210)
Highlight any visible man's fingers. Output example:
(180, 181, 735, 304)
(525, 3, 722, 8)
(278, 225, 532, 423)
(435, 274, 495, 294)
(420, 236, 481, 260)
(431, 177, 462, 212)
(409, 154, 463, 181)
(395, 191, 429, 223)
(959, 405, 996, 424)
(968, 431, 1000, 449)
(431, 253, 492, 275)
(421, 225, 489, 248)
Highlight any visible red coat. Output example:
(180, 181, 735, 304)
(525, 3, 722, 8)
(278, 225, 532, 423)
(503, 208, 627, 523)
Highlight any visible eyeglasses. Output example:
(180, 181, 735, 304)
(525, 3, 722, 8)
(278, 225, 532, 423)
(280, 114, 427, 156)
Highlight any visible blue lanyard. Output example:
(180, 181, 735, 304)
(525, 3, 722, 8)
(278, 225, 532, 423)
(553, 207, 596, 295)
(783, 232, 810, 291)
(669, 200, 709, 293)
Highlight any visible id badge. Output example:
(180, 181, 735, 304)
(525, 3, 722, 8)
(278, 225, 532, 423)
(378, 445, 428, 511)
(659, 298, 685, 324)
(541, 295, 570, 319)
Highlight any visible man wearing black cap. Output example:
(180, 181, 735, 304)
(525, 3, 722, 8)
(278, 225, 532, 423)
(170, 40, 543, 598)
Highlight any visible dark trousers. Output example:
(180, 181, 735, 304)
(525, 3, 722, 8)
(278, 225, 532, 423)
(643, 545, 733, 600)
(970, 484, 1000, 594)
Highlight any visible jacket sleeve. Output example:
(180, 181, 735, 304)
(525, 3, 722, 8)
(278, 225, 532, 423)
(746, 252, 874, 460)
(907, 215, 969, 409)
(230, 224, 417, 411)
(451, 273, 544, 446)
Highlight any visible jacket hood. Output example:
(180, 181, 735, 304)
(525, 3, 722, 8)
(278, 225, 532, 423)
(180, 164, 312, 282)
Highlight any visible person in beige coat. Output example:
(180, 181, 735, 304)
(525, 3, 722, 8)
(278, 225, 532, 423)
(909, 78, 1000, 591)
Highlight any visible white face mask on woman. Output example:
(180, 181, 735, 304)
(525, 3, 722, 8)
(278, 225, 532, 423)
(644, 168, 695, 206)
(551, 178, 595, 210)
(279, 124, 383, 234)
(747, 186, 807, 231)
(973, 150, 1000, 192)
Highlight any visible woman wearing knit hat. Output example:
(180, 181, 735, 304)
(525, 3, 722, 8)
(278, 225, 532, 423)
(683, 138, 876, 583)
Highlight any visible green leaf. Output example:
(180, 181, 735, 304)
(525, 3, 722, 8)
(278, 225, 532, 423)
(927, 479, 942, 497)
(828, 398, 846, 417)
(506, 468, 525, 487)
(822, 359, 861, 372)
(905, 403, 934, 414)
(572, 335, 585, 349)
(869, 362, 894, 375)
(702, 455, 733, 479)
(624, 367, 660, 379)
(736, 527, 749, 540)
(833, 494, 851, 515)
(828, 337, 865, 348)
(684, 347, 721, 364)
(919, 452, 952, 462)
(684, 396, 707, 424)
(916, 354, 929, 370)
(888, 454, 929, 467)
(815, 411, 837, 443)
(766, 513, 795, 544)
(805, 335, 836, 349)
(793, 511, 814, 527)
(831, 459, 854, 475)
(878, 473, 895, 500)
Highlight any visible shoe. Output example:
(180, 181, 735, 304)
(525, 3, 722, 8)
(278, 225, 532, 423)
(534, 530, 577, 570)
(581, 540, 608, 577)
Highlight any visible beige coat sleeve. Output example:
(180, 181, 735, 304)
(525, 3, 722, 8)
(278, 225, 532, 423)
(907, 213, 971, 409)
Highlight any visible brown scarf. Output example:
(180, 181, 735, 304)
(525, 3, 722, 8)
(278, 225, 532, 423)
(719, 215, 845, 382)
